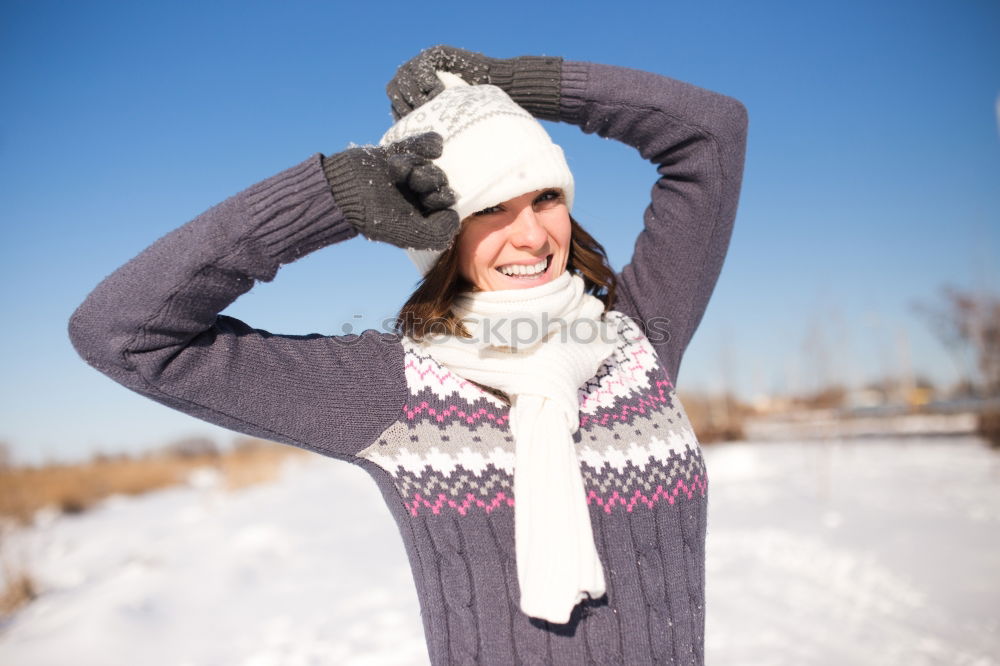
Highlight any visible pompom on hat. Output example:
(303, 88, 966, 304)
(380, 71, 575, 275)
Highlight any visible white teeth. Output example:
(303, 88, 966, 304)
(498, 258, 547, 276)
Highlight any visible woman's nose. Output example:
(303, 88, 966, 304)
(509, 206, 547, 249)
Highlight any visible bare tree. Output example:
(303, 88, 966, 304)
(913, 286, 1000, 397)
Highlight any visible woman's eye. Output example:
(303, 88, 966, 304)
(473, 204, 503, 216)
(534, 189, 563, 205)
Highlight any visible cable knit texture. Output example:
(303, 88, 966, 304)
(488, 55, 563, 120)
(69, 61, 748, 665)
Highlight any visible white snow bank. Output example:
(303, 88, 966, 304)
(1, 437, 997, 665)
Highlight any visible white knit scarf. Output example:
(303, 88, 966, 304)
(418, 271, 618, 623)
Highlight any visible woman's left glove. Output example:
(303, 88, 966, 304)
(386, 44, 562, 121)
(322, 132, 459, 251)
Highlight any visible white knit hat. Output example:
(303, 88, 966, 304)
(380, 72, 575, 275)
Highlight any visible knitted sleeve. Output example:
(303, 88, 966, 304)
(558, 62, 748, 385)
(68, 154, 407, 460)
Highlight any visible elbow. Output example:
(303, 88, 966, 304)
(712, 96, 748, 172)
(717, 95, 749, 146)
(732, 98, 749, 137)
(733, 99, 749, 144)
(68, 302, 175, 407)
(67, 297, 128, 377)
(68, 302, 102, 368)
(681, 92, 748, 162)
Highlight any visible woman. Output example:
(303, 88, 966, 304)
(70, 45, 747, 665)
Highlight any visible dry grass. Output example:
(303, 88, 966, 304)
(0, 439, 306, 526)
(216, 440, 309, 491)
(679, 391, 750, 443)
(0, 557, 37, 618)
(0, 438, 305, 620)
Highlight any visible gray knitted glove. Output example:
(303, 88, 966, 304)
(386, 45, 562, 121)
(322, 132, 459, 251)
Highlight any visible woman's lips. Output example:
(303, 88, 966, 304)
(495, 255, 552, 281)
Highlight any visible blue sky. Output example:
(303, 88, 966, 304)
(1, 0, 998, 464)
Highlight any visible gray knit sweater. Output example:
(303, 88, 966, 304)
(70, 61, 747, 665)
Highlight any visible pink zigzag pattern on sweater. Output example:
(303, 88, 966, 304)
(579, 374, 675, 428)
(579, 345, 657, 411)
(405, 358, 477, 391)
(403, 401, 510, 426)
(405, 476, 706, 517)
(403, 355, 509, 425)
(403, 370, 673, 427)
(587, 476, 708, 513)
(407, 492, 515, 516)
(402, 339, 675, 428)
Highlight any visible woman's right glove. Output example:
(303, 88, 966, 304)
(386, 44, 562, 121)
(322, 132, 459, 251)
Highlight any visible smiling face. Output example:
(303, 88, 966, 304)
(455, 188, 571, 292)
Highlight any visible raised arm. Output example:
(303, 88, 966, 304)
(69, 135, 458, 459)
(387, 48, 748, 385)
(558, 61, 748, 385)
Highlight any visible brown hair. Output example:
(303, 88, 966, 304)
(394, 216, 617, 340)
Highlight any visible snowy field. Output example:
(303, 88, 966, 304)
(1, 436, 997, 666)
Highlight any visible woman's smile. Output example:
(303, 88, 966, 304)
(495, 254, 552, 281)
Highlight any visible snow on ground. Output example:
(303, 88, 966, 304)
(704, 436, 1000, 665)
(1, 436, 998, 665)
